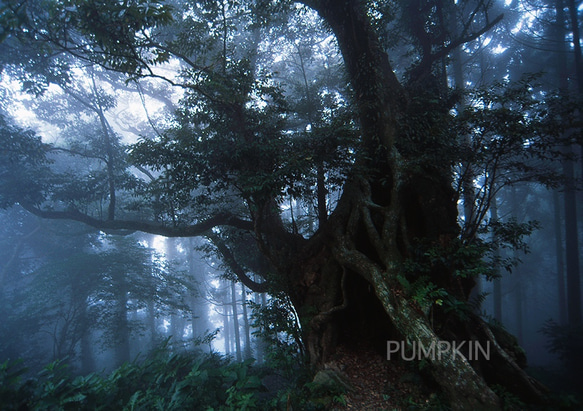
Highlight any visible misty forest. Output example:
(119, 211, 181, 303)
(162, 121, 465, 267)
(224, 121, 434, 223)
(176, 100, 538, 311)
(0, 0, 582, 409)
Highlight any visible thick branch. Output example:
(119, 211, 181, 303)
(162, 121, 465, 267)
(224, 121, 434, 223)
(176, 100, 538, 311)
(19, 202, 253, 237)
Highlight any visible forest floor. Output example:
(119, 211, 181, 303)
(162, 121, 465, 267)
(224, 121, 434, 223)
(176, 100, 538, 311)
(323, 346, 582, 410)
(325, 344, 438, 410)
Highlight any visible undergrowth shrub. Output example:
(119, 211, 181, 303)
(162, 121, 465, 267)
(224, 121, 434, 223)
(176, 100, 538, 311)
(0, 344, 264, 410)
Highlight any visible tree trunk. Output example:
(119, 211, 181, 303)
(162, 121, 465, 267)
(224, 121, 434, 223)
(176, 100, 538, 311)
(557, 0, 582, 326)
(79, 327, 94, 374)
(170, 314, 185, 347)
(562, 148, 582, 325)
(510, 187, 525, 344)
(491, 196, 503, 322)
(253, 292, 267, 364)
(231, 280, 242, 362)
(147, 299, 157, 349)
(278, 1, 549, 407)
(114, 274, 131, 366)
(241, 283, 253, 359)
(187, 239, 211, 350)
(223, 292, 231, 355)
(553, 190, 567, 325)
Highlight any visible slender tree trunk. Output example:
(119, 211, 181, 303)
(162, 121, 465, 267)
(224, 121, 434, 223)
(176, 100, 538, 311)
(187, 238, 210, 350)
(514, 266, 524, 344)
(253, 292, 267, 364)
(147, 299, 157, 349)
(510, 187, 524, 344)
(563, 150, 582, 324)
(115, 274, 130, 366)
(451, 19, 483, 309)
(171, 314, 185, 347)
(0, 225, 39, 290)
(80, 327, 93, 374)
(71, 273, 93, 374)
(491, 196, 503, 322)
(78, 300, 93, 372)
(223, 294, 231, 355)
(451, 4, 475, 232)
(241, 283, 252, 359)
(296, 41, 328, 228)
(316, 166, 327, 227)
(554, 190, 568, 325)
(231, 281, 242, 361)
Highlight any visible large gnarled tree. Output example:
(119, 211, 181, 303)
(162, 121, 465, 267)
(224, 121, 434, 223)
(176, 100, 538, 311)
(0, 0, 553, 408)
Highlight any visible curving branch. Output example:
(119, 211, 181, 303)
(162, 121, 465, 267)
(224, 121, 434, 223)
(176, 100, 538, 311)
(19, 202, 253, 237)
(206, 232, 269, 293)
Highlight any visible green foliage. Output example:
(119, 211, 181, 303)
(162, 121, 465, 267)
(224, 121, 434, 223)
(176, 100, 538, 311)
(397, 230, 542, 322)
(441, 294, 473, 321)
(396, 274, 447, 313)
(1, 0, 174, 79)
(402, 215, 540, 297)
(0, 342, 349, 411)
(452, 73, 574, 247)
(0, 347, 267, 410)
